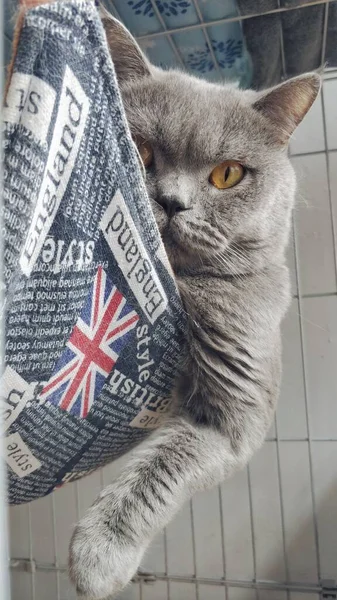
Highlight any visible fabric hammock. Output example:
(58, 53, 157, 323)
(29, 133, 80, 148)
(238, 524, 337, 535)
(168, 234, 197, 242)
(2, 0, 186, 504)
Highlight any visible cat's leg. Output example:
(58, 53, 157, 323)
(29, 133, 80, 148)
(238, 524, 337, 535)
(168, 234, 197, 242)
(69, 413, 266, 599)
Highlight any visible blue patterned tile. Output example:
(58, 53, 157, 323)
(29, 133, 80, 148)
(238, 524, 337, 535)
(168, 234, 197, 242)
(172, 21, 252, 87)
(156, 1, 199, 29)
(115, 0, 198, 33)
(207, 22, 253, 87)
(112, 0, 163, 35)
(4, 0, 253, 86)
(197, 0, 239, 21)
(172, 29, 219, 81)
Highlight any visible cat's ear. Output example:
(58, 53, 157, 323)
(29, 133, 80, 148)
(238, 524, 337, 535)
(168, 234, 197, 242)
(253, 73, 321, 144)
(100, 8, 152, 84)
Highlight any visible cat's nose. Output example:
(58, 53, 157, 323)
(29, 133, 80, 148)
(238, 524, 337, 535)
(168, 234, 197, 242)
(156, 195, 189, 219)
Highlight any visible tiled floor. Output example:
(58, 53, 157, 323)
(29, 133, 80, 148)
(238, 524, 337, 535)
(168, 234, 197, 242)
(9, 75, 337, 600)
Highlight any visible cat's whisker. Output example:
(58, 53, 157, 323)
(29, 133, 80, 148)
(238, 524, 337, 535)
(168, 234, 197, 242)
(213, 244, 252, 278)
(227, 245, 251, 268)
(187, 221, 226, 249)
(214, 253, 236, 273)
(212, 252, 247, 283)
(230, 241, 254, 259)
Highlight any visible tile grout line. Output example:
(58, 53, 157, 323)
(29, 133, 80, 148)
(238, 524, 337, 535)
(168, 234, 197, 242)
(291, 148, 337, 158)
(324, 72, 337, 79)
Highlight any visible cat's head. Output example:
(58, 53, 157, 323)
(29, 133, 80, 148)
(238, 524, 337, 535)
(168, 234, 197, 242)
(103, 13, 320, 275)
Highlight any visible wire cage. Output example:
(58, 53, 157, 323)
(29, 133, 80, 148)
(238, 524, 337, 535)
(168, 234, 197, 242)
(5, 1, 337, 599)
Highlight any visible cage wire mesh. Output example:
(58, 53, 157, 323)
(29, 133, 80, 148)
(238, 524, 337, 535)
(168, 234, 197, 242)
(5, 0, 337, 599)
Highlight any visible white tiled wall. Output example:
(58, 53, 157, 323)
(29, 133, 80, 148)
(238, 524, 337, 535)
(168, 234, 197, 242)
(9, 76, 337, 600)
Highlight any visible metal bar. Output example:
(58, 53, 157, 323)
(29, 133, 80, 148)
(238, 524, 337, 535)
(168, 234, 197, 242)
(136, 0, 337, 41)
(27, 504, 36, 600)
(163, 527, 170, 600)
(139, 575, 329, 594)
(189, 499, 199, 600)
(217, 485, 228, 600)
(307, 136, 337, 285)
(0, 44, 8, 586)
(51, 494, 60, 600)
(277, 0, 287, 79)
(246, 465, 259, 600)
(75, 481, 81, 520)
(293, 291, 337, 298)
(274, 418, 291, 600)
(292, 215, 322, 579)
(265, 437, 337, 442)
(148, 0, 186, 69)
(100, 466, 105, 489)
(276, 34, 290, 600)
(10, 559, 334, 594)
(190, 0, 222, 76)
(321, 7, 337, 288)
(0, 459, 9, 600)
(291, 81, 337, 595)
(321, 1, 330, 66)
(105, 0, 124, 22)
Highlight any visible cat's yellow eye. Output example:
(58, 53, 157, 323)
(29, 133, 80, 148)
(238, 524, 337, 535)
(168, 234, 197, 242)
(209, 160, 244, 190)
(135, 136, 153, 168)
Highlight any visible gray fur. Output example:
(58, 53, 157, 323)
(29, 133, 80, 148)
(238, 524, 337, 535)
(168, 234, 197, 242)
(69, 15, 321, 598)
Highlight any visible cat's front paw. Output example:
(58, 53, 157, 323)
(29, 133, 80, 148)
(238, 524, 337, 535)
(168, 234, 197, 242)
(69, 496, 146, 599)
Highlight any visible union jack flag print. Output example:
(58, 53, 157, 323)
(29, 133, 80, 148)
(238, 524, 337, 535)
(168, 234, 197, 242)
(40, 267, 139, 418)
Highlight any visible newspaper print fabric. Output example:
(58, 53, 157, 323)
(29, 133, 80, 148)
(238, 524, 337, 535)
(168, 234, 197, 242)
(2, 0, 187, 505)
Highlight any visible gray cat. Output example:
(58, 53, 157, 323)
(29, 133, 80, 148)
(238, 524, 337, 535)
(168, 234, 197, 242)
(69, 14, 320, 599)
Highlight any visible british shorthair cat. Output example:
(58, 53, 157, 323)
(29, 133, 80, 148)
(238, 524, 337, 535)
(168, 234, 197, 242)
(69, 13, 320, 599)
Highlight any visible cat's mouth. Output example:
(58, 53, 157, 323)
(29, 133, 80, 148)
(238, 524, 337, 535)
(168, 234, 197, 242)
(152, 200, 229, 271)
(154, 210, 192, 268)
(161, 213, 188, 245)
(160, 214, 210, 271)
